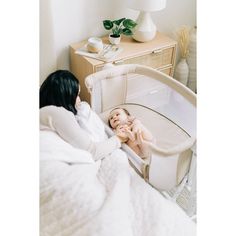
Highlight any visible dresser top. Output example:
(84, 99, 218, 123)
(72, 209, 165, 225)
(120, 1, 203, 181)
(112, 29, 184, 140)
(70, 32, 177, 66)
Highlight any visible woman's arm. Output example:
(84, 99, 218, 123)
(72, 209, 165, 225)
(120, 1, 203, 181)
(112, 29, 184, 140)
(40, 106, 122, 161)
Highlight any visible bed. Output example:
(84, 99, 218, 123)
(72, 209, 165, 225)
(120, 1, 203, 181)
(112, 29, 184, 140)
(40, 101, 196, 235)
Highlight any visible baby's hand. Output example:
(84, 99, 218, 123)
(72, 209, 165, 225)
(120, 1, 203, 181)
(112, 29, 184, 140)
(124, 128, 135, 141)
(127, 115, 135, 125)
(131, 119, 142, 134)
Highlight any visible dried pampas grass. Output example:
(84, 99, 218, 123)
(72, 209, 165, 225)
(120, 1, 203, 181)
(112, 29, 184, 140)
(176, 26, 190, 58)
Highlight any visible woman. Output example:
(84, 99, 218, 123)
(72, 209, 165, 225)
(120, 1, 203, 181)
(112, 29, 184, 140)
(40, 70, 127, 161)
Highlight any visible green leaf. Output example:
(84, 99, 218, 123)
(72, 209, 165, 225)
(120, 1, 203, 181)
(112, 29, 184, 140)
(122, 28, 133, 36)
(112, 26, 121, 36)
(103, 20, 113, 30)
(113, 18, 125, 26)
(123, 19, 137, 29)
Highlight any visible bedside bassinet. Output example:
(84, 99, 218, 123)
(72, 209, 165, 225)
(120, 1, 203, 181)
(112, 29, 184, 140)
(85, 64, 196, 193)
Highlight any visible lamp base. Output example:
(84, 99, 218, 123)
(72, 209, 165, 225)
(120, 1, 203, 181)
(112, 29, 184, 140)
(133, 30, 157, 42)
(132, 11, 157, 42)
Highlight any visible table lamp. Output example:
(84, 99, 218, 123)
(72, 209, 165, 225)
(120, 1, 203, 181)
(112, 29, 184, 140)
(128, 0, 166, 42)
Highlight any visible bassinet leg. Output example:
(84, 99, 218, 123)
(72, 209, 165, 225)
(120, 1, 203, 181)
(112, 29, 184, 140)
(172, 175, 188, 201)
(186, 144, 197, 190)
(186, 147, 197, 217)
(160, 175, 187, 202)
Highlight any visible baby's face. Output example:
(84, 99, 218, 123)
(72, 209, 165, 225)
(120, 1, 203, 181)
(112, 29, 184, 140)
(109, 109, 128, 129)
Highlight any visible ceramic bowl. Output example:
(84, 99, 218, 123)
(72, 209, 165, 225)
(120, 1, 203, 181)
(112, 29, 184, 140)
(87, 37, 103, 53)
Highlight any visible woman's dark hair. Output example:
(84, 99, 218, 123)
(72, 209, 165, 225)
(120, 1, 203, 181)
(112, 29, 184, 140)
(40, 70, 79, 115)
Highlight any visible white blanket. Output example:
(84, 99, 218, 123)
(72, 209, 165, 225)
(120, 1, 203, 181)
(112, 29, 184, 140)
(40, 129, 196, 236)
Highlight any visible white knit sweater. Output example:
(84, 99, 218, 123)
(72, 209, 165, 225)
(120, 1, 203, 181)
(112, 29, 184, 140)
(40, 105, 121, 161)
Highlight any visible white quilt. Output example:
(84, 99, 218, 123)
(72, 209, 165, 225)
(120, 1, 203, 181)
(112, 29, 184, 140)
(40, 130, 196, 236)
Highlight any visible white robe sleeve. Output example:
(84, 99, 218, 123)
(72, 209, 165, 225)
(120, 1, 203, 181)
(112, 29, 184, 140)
(40, 105, 121, 161)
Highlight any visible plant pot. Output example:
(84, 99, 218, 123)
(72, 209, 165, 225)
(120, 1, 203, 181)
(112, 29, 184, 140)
(109, 34, 121, 45)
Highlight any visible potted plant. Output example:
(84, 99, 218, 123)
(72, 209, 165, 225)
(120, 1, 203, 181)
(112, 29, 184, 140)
(175, 26, 190, 86)
(103, 18, 137, 45)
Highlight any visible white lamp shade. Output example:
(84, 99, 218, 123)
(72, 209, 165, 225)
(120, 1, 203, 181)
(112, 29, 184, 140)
(128, 0, 166, 12)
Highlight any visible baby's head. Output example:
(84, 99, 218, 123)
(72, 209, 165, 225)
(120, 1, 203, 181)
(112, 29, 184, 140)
(108, 108, 130, 129)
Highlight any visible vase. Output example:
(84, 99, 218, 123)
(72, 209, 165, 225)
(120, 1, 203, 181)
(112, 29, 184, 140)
(109, 34, 121, 45)
(175, 58, 189, 86)
(187, 27, 197, 92)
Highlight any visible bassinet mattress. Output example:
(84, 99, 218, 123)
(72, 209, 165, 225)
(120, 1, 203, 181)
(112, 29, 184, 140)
(100, 103, 190, 149)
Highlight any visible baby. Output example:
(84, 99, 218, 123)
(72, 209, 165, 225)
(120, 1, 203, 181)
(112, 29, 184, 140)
(108, 107, 154, 159)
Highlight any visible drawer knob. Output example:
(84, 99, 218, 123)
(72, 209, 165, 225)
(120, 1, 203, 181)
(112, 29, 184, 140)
(152, 49, 162, 54)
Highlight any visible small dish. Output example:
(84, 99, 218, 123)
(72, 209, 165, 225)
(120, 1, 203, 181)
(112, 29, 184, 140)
(87, 37, 103, 53)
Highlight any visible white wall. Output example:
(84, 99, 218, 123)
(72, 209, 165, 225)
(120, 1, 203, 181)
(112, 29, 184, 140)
(40, 0, 196, 84)
(40, 0, 57, 84)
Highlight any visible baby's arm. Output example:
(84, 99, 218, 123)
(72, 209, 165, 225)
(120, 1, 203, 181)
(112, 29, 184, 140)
(131, 119, 153, 142)
(136, 132, 152, 158)
(140, 126, 153, 142)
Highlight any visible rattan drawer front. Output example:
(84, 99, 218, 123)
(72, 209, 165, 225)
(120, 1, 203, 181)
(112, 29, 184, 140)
(95, 65, 104, 72)
(159, 67, 172, 75)
(113, 47, 174, 69)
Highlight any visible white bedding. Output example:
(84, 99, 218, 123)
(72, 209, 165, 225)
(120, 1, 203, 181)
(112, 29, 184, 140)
(40, 130, 196, 236)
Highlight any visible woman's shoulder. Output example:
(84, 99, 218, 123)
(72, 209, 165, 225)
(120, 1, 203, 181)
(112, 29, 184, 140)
(40, 105, 74, 118)
(40, 105, 67, 112)
(40, 105, 76, 130)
